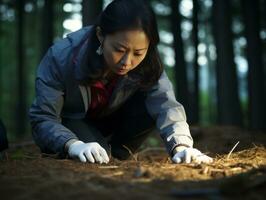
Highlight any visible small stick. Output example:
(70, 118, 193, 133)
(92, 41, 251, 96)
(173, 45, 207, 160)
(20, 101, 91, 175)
(122, 145, 138, 162)
(101, 171, 124, 177)
(227, 141, 240, 159)
(98, 165, 119, 169)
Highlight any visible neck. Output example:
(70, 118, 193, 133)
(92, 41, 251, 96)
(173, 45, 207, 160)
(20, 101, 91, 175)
(103, 69, 119, 82)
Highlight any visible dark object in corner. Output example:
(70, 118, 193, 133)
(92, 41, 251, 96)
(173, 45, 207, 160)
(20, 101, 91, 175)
(0, 119, 8, 152)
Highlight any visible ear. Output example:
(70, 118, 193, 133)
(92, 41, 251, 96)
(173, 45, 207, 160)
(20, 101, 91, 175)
(96, 26, 104, 43)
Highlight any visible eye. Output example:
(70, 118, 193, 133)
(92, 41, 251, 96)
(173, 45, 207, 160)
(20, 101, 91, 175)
(114, 47, 125, 53)
(134, 53, 143, 57)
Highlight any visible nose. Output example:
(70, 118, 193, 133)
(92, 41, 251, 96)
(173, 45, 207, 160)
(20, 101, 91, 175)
(120, 53, 131, 67)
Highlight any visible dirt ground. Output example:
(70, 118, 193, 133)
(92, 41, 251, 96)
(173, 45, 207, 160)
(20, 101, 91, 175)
(0, 126, 266, 200)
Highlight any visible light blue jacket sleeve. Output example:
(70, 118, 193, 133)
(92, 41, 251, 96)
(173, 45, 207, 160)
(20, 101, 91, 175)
(145, 71, 193, 156)
(29, 47, 78, 156)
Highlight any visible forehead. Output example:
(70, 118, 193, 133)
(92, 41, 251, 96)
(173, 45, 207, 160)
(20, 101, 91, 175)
(106, 29, 149, 48)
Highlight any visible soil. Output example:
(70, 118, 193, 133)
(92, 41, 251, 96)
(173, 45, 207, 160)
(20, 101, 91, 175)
(0, 126, 266, 200)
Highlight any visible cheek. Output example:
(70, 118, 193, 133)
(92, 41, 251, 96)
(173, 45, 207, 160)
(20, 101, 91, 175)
(103, 49, 114, 65)
(132, 56, 145, 68)
(104, 50, 121, 66)
(111, 53, 122, 64)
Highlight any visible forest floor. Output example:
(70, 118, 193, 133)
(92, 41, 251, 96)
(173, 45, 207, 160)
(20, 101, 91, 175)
(0, 126, 266, 200)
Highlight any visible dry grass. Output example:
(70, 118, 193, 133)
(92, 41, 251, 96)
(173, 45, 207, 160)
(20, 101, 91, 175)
(0, 126, 266, 200)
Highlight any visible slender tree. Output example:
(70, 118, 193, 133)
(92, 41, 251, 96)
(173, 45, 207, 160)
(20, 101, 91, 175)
(0, 119, 8, 151)
(242, 0, 266, 130)
(170, 0, 189, 116)
(0, 0, 2, 115)
(41, 0, 54, 57)
(190, 0, 199, 124)
(212, 0, 242, 126)
(264, 0, 266, 104)
(82, 0, 103, 27)
(16, 0, 26, 136)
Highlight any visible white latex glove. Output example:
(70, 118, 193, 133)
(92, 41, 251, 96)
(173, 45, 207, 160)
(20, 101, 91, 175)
(68, 141, 109, 164)
(172, 146, 213, 164)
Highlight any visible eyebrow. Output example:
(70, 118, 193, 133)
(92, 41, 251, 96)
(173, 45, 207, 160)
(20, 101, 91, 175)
(115, 43, 148, 51)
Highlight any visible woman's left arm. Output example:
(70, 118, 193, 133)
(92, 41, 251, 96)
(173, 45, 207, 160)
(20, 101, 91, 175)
(145, 71, 212, 164)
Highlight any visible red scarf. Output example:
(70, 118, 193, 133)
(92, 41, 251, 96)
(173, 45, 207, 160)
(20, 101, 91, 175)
(88, 78, 118, 117)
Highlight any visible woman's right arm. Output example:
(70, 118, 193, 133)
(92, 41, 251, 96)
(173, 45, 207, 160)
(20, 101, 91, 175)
(29, 47, 78, 157)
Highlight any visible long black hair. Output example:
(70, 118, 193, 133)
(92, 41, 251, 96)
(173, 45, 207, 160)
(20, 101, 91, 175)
(82, 0, 163, 88)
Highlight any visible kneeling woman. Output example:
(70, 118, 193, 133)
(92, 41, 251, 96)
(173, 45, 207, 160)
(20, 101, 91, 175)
(29, 0, 212, 164)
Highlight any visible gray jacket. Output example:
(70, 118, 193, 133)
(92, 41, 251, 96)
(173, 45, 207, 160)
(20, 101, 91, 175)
(29, 26, 193, 157)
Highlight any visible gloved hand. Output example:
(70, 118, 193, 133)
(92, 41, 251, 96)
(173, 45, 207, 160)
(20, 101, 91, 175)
(68, 141, 109, 164)
(172, 146, 213, 164)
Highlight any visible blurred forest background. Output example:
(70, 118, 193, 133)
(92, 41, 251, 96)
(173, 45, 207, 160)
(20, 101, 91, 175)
(0, 0, 265, 142)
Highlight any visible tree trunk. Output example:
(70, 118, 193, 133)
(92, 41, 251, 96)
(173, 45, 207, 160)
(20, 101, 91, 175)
(190, 0, 199, 124)
(264, 0, 266, 106)
(41, 0, 54, 57)
(212, 0, 242, 126)
(16, 0, 26, 137)
(0, 0, 2, 115)
(82, 0, 103, 27)
(170, 0, 189, 117)
(242, 0, 266, 130)
(0, 119, 8, 151)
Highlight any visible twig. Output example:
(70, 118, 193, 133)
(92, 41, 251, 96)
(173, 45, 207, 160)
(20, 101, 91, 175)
(101, 171, 124, 177)
(209, 169, 225, 172)
(122, 145, 138, 162)
(98, 165, 119, 169)
(161, 165, 177, 169)
(227, 141, 240, 159)
(229, 167, 243, 172)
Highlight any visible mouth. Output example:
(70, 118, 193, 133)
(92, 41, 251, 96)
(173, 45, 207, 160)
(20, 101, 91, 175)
(116, 67, 128, 74)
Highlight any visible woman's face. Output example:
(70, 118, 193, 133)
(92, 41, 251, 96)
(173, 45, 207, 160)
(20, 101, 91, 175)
(101, 29, 150, 76)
